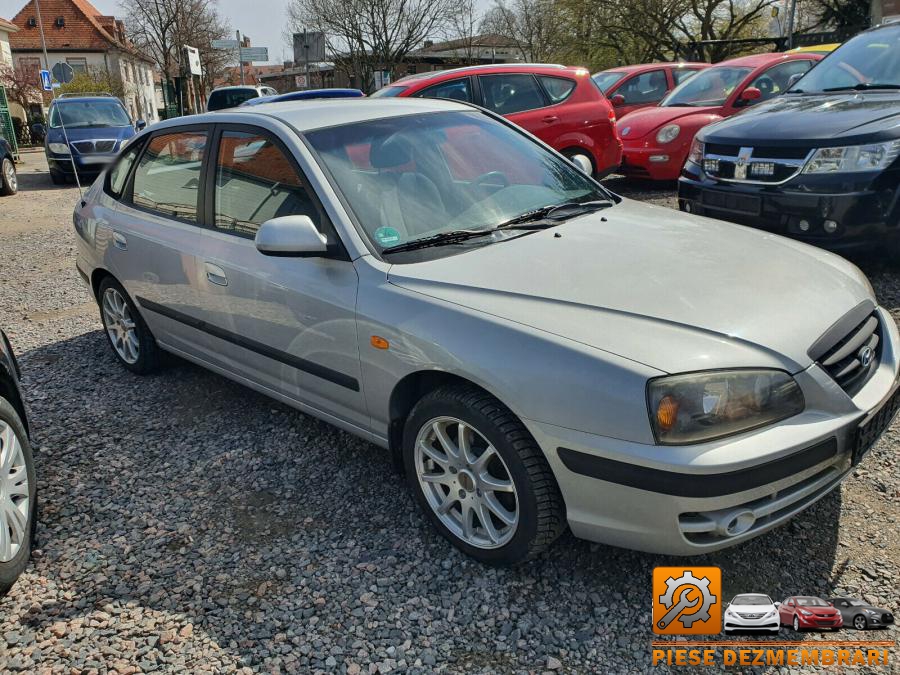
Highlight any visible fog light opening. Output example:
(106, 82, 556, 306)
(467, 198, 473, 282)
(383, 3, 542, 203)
(649, 155, 670, 163)
(798, 219, 811, 232)
(718, 509, 756, 537)
(823, 219, 839, 234)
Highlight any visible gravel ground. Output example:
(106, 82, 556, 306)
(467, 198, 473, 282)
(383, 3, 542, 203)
(0, 151, 897, 674)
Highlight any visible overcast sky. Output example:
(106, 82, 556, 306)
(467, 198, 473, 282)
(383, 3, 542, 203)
(1, 0, 493, 66)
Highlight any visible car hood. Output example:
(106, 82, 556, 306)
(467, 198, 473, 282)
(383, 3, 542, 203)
(699, 93, 900, 146)
(387, 200, 871, 374)
(48, 125, 134, 145)
(730, 604, 777, 614)
(801, 606, 839, 615)
(618, 106, 721, 141)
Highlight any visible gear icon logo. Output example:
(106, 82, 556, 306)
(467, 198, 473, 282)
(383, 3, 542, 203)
(652, 567, 722, 635)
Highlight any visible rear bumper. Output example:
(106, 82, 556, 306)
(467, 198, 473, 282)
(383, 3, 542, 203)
(524, 310, 900, 555)
(678, 167, 900, 251)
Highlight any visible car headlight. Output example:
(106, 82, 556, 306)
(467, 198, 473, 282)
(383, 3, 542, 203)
(865, 609, 879, 615)
(799, 609, 813, 616)
(648, 369, 805, 444)
(656, 124, 681, 144)
(803, 140, 900, 174)
(48, 142, 70, 155)
(687, 138, 703, 164)
(765, 609, 777, 618)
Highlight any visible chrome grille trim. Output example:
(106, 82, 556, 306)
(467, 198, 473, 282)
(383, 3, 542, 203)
(701, 147, 814, 185)
(817, 313, 880, 393)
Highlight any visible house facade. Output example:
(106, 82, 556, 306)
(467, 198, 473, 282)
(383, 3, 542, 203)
(0, 18, 17, 67)
(8, 0, 157, 123)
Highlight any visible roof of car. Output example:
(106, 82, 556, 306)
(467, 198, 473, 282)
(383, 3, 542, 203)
(210, 85, 267, 92)
(391, 63, 585, 85)
(597, 62, 708, 74)
(50, 95, 125, 105)
(170, 97, 471, 133)
(714, 52, 817, 68)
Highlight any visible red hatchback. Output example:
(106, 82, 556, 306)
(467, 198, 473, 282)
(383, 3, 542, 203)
(592, 62, 709, 118)
(616, 52, 822, 180)
(373, 64, 622, 177)
(779, 597, 843, 631)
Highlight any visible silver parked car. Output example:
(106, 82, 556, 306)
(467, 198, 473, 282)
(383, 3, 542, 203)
(73, 98, 900, 565)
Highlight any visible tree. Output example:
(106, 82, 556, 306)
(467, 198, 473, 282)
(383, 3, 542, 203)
(480, 0, 562, 62)
(57, 67, 129, 99)
(443, 0, 481, 63)
(286, 0, 457, 91)
(0, 63, 44, 115)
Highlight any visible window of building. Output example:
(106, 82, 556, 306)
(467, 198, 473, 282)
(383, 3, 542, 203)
(66, 57, 88, 75)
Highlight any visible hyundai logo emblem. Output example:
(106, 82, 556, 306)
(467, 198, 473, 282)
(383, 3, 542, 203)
(859, 346, 874, 368)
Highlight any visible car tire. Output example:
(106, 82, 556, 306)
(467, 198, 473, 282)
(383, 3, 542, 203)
(0, 157, 17, 196)
(793, 615, 801, 632)
(49, 168, 66, 185)
(853, 614, 867, 630)
(403, 384, 565, 566)
(0, 396, 37, 596)
(97, 277, 161, 375)
(562, 149, 595, 177)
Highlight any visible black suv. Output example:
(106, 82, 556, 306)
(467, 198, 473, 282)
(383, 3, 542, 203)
(678, 21, 900, 251)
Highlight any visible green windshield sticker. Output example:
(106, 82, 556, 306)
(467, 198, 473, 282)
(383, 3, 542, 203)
(374, 226, 402, 246)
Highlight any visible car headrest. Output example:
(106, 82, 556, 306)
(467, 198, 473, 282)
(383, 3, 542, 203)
(370, 134, 413, 168)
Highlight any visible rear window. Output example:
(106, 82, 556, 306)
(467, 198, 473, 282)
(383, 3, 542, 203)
(208, 88, 260, 111)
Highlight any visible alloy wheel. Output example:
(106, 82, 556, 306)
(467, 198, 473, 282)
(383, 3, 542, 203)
(0, 420, 30, 563)
(793, 616, 800, 631)
(414, 416, 519, 549)
(102, 287, 139, 364)
(854, 615, 867, 630)
(3, 160, 16, 193)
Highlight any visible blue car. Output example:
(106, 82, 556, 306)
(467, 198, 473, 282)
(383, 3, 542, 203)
(45, 95, 145, 185)
(240, 88, 364, 106)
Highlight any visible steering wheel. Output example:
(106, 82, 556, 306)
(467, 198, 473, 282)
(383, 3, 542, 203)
(473, 171, 510, 189)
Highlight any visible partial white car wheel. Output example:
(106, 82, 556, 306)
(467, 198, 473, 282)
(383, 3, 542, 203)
(0, 157, 17, 196)
(0, 397, 36, 595)
(403, 384, 565, 565)
(98, 277, 161, 374)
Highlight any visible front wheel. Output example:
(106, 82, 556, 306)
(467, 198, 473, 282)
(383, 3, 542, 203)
(403, 384, 565, 565)
(853, 614, 867, 630)
(0, 397, 36, 595)
(98, 277, 160, 374)
(0, 157, 17, 196)
(793, 615, 801, 632)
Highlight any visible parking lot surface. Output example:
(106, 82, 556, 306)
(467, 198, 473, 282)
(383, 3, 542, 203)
(0, 150, 898, 673)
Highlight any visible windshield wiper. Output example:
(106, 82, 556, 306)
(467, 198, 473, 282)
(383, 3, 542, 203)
(381, 228, 498, 254)
(497, 199, 613, 228)
(822, 83, 900, 92)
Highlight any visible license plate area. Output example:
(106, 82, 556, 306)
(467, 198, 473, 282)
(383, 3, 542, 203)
(853, 382, 900, 465)
(700, 190, 761, 215)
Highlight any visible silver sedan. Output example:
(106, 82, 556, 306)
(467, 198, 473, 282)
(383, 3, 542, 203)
(73, 97, 900, 565)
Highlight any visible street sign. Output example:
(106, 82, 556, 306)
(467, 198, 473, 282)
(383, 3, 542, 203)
(183, 45, 202, 75)
(293, 31, 326, 63)
(239, 47, 269, 62)
(211, 39, 239, 50)
(294, 75, 307, 88)
(39, 69, 52, 90)
(51, 62, 74, 84)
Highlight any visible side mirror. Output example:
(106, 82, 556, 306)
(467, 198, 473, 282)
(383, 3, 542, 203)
(774, 602, 781, 608)
(787, 73, 804, 90)
(739, 87, 762, 103)
(610, 93, 626, 106)
(135, 119, 147, 131)
(255, 215, 328, 256)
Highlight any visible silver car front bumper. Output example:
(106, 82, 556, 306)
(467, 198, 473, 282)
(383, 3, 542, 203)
(526, 306, 900, 556)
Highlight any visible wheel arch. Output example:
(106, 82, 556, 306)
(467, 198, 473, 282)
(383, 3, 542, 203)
(90, 268, 114, 302)
(0, 373, 29, 436)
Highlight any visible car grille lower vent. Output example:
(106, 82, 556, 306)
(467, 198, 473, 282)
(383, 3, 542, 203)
(817, 313, 880, 394)
(72, 140, 116, 154)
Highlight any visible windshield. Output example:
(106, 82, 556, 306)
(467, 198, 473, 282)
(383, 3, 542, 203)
(732, 595, 772, 606)
(208, 88, 260, 110)
(662, 66, 752, 106)
(592, 71, 627, 93)
(789, 26, 900, 92)
(304, 110, 609, 258)
(795, 597, 829, 607)
(49, 100, 130, 128)
(370, 86, 409, 98)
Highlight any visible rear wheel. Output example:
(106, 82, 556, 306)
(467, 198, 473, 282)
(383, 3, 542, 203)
(98, 277, 160, 374)
(0, 397, 36, 595)
(562, 149, 595, 177)
(0, 158, 17, 196)
(403, 384, 565, 565)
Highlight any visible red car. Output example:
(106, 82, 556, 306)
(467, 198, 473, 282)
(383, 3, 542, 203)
(779, 597, 843, 631)
(372, 64, 622, 177)
(616, 52, 822, 180)
(592, 62, 709, 118)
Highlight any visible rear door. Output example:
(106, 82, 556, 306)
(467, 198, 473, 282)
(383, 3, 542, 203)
(106, 126, 212, 353)
(191, 124, 367, 429)
(477, 73, 553, 141)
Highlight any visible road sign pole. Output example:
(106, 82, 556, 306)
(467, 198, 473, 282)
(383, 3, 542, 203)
(237, 30, 245, 85)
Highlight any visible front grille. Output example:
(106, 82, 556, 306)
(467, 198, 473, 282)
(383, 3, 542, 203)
(702, 145, 811, 184)
(737, 612, 764, 619)
(95, 140, 116, 152)
(816, 313, 880, 393)
(71, 140, 116, 154)
(814, 618, 838, 625)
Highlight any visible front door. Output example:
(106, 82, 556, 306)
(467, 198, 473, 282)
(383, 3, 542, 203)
(191, 125, 367, 430)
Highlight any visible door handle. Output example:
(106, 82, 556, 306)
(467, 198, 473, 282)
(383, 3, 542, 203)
(542, 115, 559, 123)
(112, 231, 127, 250)
(205, 262, 228, 286)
